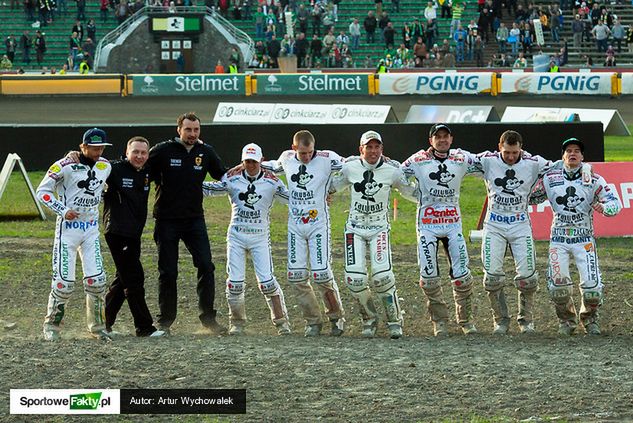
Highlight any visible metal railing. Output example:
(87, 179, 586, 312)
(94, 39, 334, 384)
(94, 5, 254, 72)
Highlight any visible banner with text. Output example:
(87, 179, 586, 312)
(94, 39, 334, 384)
(257, 74, 369, 95)
(528, 162, 633, 240)
(405, 105, 498, 123)
(500, 72, 614, 95)
(620, 73, 633, 94)
(131, 74, 247, 95)
(501, 106, 630, 135)
(379, 72, 493, 95)
(213, 103, 392, 124)
(10, 389, 246, 415)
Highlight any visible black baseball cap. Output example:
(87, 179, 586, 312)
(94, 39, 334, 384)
(82, 128, 112, 146)
(429, 123, 452, 137)
(561, 137, 584, 153)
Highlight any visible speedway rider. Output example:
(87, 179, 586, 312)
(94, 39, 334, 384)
(37, 128, 112, 341)
(261, 130, 346, 337)
(203, 143, 291, 336)
(401, 123, 480, 336)
(531, 138, 621, 336)
(331, 130, 416, 339)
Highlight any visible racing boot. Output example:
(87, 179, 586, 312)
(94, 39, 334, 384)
(292, 282, 323, 328)
(387, 323, 403, 339)
(304, 323, 323, 337)
(493, 317, 510, 335)
(361, 319, 378, 338)
(228, 294, 247, 336)
(579, 290, 602, 334)
(422, 285, 450, 327)
(517, 288, 536, 334)
(433, 320, 448, 337)
(584, 321, 601, 335)
(453, 280, 476, 335)
(315, 280, 346, 326)
(91, 329, 114, 342)
(86, 293, 107, 335)
(558, 321, 577, 336)
(330, 317, 346, 336)
(43, 327, 61, 342)
(274, 318, 291, 336)
(488, 288, 510, 334)
(461, 322, 478, 335)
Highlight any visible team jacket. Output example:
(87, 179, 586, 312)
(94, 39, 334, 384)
(103, 159, 150, 238)
(401, 147, 478, 227)
(148, 139, 226, 220)
(37, 154, 111, 221)
(202, 170, 289, 234)
(473, 151, 554, 227)
(262, 149, 343, 227)
(537, 167, 621, 242)
(332, 157, 415, 235)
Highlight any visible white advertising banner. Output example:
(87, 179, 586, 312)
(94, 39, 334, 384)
(379, 72, 492, 95)
(214, 103, 392, 124)
(501, 106, 630, 135)
(327, 104, 392, 123)
(269, 103, 333, 124)
(213, 103, 275, 123)
(500, 72, 613, 95)
(405, 105, 497, 123)
(620, 73, 633, 94)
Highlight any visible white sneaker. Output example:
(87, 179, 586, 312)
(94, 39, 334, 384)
(149, 330, 166, 338)
(43, 329, 60, 341)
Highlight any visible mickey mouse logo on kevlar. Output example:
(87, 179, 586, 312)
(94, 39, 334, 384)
(353, 170, 383, 202)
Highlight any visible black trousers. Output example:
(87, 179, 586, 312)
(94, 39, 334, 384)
(154, 218, 217, 329)
(105, 233, 157, 336)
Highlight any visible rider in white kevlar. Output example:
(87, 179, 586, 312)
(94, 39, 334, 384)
(261, 130, 346, 337)
(401, 123, 480, 336)
(331, 130, 416, 339)
(472, 130, 557, 335)
(204, 143, 291, 336)
(36, 128, 112, 341)
(531, 137, 621, 336)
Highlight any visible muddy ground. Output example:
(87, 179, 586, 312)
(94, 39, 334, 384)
(1, 236, 633, 422)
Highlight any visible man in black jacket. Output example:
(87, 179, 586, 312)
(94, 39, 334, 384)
(103, 136, 164, 337)
(148, 112, 227, 334)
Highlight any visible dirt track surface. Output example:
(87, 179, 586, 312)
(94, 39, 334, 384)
(2, 235, 633, 422)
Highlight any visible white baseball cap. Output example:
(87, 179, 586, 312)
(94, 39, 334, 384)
(360, 130, 383, 146)
(241, 143, 263, 161)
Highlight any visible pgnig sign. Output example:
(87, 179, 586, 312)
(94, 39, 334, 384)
(501, 73, 613, 94)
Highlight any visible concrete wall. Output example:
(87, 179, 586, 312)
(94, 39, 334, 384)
(0, 123, 603, 170)
(105, 19, 239, 74)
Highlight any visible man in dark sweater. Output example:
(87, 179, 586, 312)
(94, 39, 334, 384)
(103, 136, 165, 338)
(148, 112, 227, 334)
